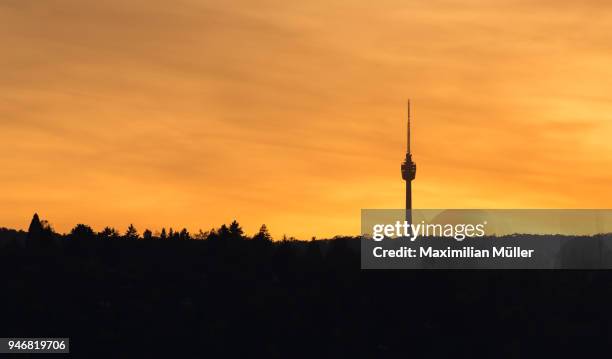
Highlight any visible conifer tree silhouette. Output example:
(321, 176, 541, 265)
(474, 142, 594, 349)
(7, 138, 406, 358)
(179, 228, 190, 240)
(253, 224, 272, 242)
(27, 213, 54, 243)
(228, 220, 244, 241)
(206, 228, 219, 241)
(125, 224, 139, 240)
(143, 229, 153, 240)
(218, 224, 230, 240)
(70, 224, 95, 240)
(27, 213, 43, 241)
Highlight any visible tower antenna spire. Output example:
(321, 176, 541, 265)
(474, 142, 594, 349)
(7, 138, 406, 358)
(407, 99, 411, 153)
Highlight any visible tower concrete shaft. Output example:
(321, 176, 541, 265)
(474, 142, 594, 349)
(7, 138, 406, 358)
(401, 101, 417, 223)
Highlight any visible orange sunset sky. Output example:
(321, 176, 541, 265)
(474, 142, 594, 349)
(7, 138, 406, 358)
(2, 0, 612, 238)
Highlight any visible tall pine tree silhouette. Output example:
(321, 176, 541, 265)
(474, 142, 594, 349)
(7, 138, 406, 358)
(27, 213, 43, 241)
(228, 220, 244, 241)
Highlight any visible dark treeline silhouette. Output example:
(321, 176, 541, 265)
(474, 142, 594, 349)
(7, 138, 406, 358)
(0, 213, 609, 357)
(21, 213, 274, 243)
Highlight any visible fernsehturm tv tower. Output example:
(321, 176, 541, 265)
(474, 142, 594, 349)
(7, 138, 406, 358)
(401, 100, 417, 223)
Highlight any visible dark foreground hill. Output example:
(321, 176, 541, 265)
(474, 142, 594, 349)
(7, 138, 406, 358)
(0, 236, 610, 357)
